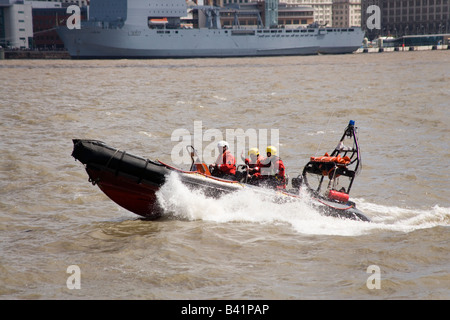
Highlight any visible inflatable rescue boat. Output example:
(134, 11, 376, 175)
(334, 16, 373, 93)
(71, 121, 370, 222)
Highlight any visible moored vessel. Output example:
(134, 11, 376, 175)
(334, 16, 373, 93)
(57, 0, 364, 59)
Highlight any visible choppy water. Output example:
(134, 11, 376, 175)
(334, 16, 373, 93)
(0, 50, 449, 300)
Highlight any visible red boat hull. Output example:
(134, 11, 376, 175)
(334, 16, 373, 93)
(86, 166, 161, 219)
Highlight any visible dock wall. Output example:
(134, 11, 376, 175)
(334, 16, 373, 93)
(357, 44, 449, 53)
(2, 50, 70, 59)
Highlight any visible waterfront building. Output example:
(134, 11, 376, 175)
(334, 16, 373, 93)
(276, 2, 314, 26)
(284, 0, 333, 26)
(361, 0, 450, 39)
(332, 0, 361, 27)
(0, 0, 88, 49)
(0, 0, 33, 48)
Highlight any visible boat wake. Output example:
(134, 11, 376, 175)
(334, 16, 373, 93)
(354, 199, 450, 233)
(155, 173, 450, 236)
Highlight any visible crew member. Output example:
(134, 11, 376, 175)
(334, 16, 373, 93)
(209, 140, 236, 179)
(259, 146, 286, 189)
(245, 148, 262, 173)
(242, 147, 262, 181)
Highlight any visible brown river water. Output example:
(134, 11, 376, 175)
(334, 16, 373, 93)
(0, 50, 449, 301)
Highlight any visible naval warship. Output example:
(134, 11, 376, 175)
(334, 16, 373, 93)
(57, 0, 364, 59)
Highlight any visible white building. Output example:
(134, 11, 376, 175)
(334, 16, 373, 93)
(284, 0, 333, 26)
(332, 0, 360, 28)
(0, 0, 33, 48)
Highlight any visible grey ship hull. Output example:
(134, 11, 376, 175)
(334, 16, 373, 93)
(57, 25, 364, 59)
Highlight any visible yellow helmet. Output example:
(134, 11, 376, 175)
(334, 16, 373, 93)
(266, 146, 277, 155)
(248, 148, 259, 156)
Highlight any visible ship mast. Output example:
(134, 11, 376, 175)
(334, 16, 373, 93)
(263, 0, 278, 29)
